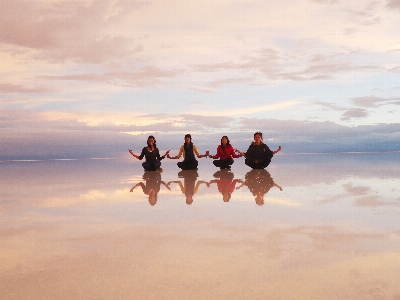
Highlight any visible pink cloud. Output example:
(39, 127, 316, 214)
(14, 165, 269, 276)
(0, 83, 53, 94)
(387, 0, 400, 10)
(39, 66, 182, 87)
(0, 0, 146, 63)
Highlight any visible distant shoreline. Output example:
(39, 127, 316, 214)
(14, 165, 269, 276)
(1, 151, 399, 163)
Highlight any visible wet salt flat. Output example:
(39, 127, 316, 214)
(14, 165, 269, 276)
(1, 153, 400, 300)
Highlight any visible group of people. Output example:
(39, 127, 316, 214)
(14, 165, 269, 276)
(131, 168, 282, 206)
(128, 132, 282, 172)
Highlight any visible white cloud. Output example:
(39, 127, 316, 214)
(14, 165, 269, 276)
(1, 0, 400, 158)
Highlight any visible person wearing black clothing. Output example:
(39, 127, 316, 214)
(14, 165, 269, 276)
(236, 132, 281, 169)
(236, 169, 282, 205)
(130, 171, 170, 205)
(129, 135, 170, 171)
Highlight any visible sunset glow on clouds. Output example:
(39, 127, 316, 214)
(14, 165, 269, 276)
(1, 0, 400, 159)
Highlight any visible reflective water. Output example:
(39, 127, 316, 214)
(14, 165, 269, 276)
(1, 153, 399, 299)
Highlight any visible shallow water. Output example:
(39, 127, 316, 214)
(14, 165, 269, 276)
(1, 153, 399, 299)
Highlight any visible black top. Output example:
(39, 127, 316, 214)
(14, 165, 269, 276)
(245, 169, 275, 196)
(245, 142, 273, 163)
(139, 147, 164, 163)
(183, 142, 196, 162)
(140, 171, 162, 195)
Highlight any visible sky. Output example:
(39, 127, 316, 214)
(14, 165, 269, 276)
(1, 0, 400, 159)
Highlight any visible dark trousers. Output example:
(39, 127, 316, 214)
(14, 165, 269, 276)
(213, 158, 234, 169)
(142, 161, 161, 171)
(177, 160, 198, 170)
(245, 158, 271, 169)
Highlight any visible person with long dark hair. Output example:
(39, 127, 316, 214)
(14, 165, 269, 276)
(209, 169, 242, 202)
(209, 135, 241, 169)
(130, 171, 170, 206)
(167, 170, 208, 205)
(129, 135, 170, 171)
(235, 132, 281, 169)
(167, 134, 208, 170)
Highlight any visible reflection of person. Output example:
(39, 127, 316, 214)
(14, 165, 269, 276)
(130, 171, 170, 206)
(168, 134, 208, 170)
(235, 132, 281, 169)
(167, 170, 208, 204)
(236, 169, 282, 205)
(209, 135, 241, 170)
(209, 170, 242, 202)
(129, 135, 170, 171)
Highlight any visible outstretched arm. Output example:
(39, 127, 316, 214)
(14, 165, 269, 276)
(197, 180, 211, 188)
(194, 180, 209, 192)
(236, 180, 247, 190)
(235, 149, 246, 158)
(158, 150, 170, 161)
(130, 182, 144, 192)
(273, 146, 282, 155)
(167, 181, 185, 193)
(273, 181, 283, 191)
(161, 181, 171, 190)
(194, 146, 209, 158)
(128, 149, 140, 159)
(168, 146, 183, 159)
(163, 150, 170, 158)
(209, 146, 220, 159)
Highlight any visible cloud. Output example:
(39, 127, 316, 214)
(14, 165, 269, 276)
(0, 83, 53, 94)
(354, 195, 399, 207)
(0, 0, 146, 63)
(39, 66, 183, 88)
(343, 183, 371, 196)
(340, 108, 369, 121)
(0, 0, 398, 114)
(350, 96, 400, 107)
(387, 0, 400, 10)
(192, 47, 386, 86)
(201, 101, 302, 117)
(1, 108, 400, 159)
(1, 0, 400, 160)
(316, 102, 370, 121)
(310, 0, 338, 4)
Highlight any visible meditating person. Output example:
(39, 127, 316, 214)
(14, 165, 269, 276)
(167, 170, 208, 205)
(209, 135, 241, 169)
(167, 134, 208, 170)
(209, 170, 242, 202)
(130, 171, 170, 206)
(235, 132, 282, 169)
(128, 135, 170, 171)
(236, 169, 282, 206)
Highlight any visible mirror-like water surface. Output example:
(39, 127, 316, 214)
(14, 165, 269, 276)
(1, 153, 399, 299)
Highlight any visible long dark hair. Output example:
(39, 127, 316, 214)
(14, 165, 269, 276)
(147, 135, 157, 150)
(220, 135, 231, 151)
(254, 132, 263, 141)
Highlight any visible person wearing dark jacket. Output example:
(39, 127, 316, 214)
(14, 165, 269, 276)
(236, 132, 281, 169)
